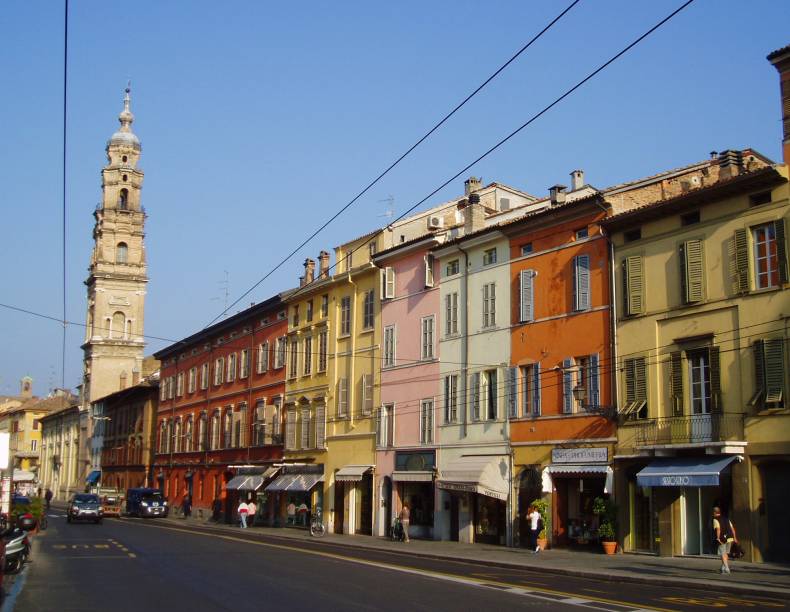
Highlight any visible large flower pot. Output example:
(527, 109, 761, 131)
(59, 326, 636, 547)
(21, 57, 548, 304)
(602, 540, 617, 555)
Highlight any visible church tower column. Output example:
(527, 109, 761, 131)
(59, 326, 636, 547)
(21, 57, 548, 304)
(82, 86, 148, 405)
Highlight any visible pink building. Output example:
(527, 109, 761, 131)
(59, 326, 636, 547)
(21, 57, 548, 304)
(373, 237, 442, 539)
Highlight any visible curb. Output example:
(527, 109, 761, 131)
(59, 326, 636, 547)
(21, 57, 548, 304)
(149, 517, 790, 599)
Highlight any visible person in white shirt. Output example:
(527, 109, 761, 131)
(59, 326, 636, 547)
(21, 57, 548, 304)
(237, 499, 249, 528)
(527, 505, 542, 553)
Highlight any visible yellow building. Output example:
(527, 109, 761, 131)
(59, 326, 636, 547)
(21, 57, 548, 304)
(605, 154, 789, 562)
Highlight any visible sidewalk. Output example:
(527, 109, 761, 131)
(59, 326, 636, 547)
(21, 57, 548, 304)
(163, 514, 790, 598)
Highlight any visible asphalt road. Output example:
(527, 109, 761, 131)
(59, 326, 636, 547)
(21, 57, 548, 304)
(10, 514, 789, 612)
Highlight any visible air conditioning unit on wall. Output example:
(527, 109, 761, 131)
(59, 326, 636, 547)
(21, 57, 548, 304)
(427, 215, 444, 230)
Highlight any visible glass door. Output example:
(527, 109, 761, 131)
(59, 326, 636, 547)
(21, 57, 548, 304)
(688, 350, 712, 441)
(682, 487, 702, 555)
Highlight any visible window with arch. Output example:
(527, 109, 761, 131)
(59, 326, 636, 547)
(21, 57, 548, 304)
(223, 409, 233, 449)
(210, 411, 221, 450)
(174, 418, 182, 453)
(116, 242, 128, 264)
(111, 311, 126, 339)
(165, 419, 173, 454)
(199, 412, 208, 451)
(185, 416, 194, 452)
(118, 188, 129, 210)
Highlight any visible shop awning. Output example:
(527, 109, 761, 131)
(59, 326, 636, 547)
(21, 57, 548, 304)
(437, 456, 508, 501)
(227, 467, 281, 491)
(86, 470, 101, 485)
(636, 455, 740, 488)
(226, 475, 251, 490)
(392, 471, 433, 482)
(543, 464, 613, 494)
(265, 473, 324, 493)
(335, 465, 373, 482)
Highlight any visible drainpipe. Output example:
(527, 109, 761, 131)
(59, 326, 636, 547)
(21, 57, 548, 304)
(347, 271, 358, 428)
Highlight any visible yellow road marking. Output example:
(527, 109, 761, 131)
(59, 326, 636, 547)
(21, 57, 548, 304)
(128, 521, 673, 612)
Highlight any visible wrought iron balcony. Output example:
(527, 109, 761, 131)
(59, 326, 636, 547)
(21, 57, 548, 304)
(635, 413, 745, 446)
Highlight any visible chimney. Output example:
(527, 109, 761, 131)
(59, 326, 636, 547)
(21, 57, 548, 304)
(318, 251, 330, 279)
(570, 170, 584, 192)
(132, 369, 140, 385)
(464, 176, 482, 196)
(549, 184, 567, 205)
(767, 44, 790, 165)
(710, 150, 718, 160)
(718, 150, 743, 180)
(302, 258, 315, 286)
(464, 193, 484, 234)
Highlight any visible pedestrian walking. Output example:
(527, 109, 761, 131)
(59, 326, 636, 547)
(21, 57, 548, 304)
(238, 499, 250, 528)
(712, 506, 738, 574)
(44, 488, 53, 511)
(399, 503, 411, 543)
(181, 494, 192, 519)
(527, 505, 542, 553)
(247, 498, 257, 527)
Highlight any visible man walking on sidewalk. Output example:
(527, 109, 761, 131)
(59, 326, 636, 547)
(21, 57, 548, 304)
(713, 506, 737, 574)
(527, 505, 542, 553)
(399, 503, 410, 543)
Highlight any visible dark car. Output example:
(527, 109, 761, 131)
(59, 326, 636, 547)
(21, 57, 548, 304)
(125, 488, 168, 518)
(67, 494, 103, 524)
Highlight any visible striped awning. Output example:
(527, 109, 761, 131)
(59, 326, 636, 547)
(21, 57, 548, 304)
(266, 473, 324, 493)
(542, 464, 613, 494)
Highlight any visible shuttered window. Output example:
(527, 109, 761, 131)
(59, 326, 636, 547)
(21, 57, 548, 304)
(381, 267, 395, 299)
(588, 354, 600, 407)
(285, 409, 296, 450)
(420, 399, 434, 444)
(681, 239, 704, 303)
(519, 269, 535, 323)
(361, 374, 374, 416)
(623, 256, 644, 316)
(621, 357, 647, 419)
(424, 255, 435, 288)
(562, 357, 574, 414)
(303, 336, 312, 376)
(317, 331, 328, 372)
(337, 378, 348, 417)
(482, 283, 496, 327)
(750, 339, 786, 409)
(445, 292, 458, 336)
(470, 372, 481, 421)
(301, 406, 311, 449)
(314, 404, 326, 449)
(444, 375, 458, 423)
(383, 325, 396, 367)
(670, 351, 684, 417)
(507, 367, 518, 418)
(734, 228, 750, 293)
(573, 255, 591, 311)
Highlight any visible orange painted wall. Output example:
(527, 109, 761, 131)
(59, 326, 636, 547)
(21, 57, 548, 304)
(509, 209, 614, 442)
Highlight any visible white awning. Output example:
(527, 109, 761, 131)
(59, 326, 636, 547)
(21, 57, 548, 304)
(542, 464, 613, 494)
(392, 471, 433, 482)
(437, 456, 509, 501)
(265, 473, 324, 493)
(12, 469, 36, 482)
(335, 465, 373, 482)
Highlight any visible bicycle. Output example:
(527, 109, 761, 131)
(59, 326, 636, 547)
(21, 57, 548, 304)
(309, 507, 325, 537)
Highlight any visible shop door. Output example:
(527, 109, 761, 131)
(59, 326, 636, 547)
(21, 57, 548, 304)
(763, 463, 790, 562)
(358, 473, 373, 535)
(682, 487, 719, 555)
(449, 495, 459, 542)
(553, 478, 568, 545)
(382, 477, 392, 537)
(334, 482, 345, 534)
(518, 467, 542, 548)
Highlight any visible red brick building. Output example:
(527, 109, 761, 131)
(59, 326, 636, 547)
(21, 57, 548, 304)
(153, 291, 290, 520)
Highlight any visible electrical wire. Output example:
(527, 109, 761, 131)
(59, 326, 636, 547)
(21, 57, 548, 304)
(61, 0, 69, 390)
(206, 0, 583, 326)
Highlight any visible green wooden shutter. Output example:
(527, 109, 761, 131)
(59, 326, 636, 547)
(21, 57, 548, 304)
(682, 240, 704, 303)
(734, 229, 750, 293)
(765, 338, 786, 404)
(709, 346, 722, 413)
(775, 219, 788, 284)
(624, 256, 644, 315)
(670, 351, 684, 416)
(625, 359, 636, 403)
(750, 340, 766, 407)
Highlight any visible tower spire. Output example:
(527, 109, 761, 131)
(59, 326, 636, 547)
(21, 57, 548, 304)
(118, 83, 134, 133)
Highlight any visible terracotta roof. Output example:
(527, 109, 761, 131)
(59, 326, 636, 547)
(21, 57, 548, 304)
(601, 166, 786, 231)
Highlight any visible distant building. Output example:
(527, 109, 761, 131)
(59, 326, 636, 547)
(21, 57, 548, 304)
(39, 397, 82, 500)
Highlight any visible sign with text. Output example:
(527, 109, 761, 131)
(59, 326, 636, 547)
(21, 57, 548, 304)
(551, 447, 608, 464)
(0, 432, 8, 470)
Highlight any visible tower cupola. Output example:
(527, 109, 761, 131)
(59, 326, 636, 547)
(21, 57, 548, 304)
(108, 86, 141, 151)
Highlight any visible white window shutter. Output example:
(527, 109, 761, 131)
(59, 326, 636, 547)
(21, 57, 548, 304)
(471, 372, 481, 420)
(424, 255, 435, 287)
(574, 255, 591, 311)
(315, 404, 326, 449)
(520, 269, 534, 322)
(385, 267, 395, 299)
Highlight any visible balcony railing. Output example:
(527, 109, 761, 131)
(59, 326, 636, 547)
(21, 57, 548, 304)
(635, 414, 744, 446)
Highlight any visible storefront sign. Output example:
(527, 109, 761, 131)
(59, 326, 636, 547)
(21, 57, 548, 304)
(395, 451, 436, 472)
(551, 447, 608, 464)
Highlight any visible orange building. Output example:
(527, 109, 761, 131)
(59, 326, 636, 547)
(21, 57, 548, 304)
(503, 190, 616, 549)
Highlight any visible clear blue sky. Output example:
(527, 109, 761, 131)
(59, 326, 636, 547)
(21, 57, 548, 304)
(1, 1, 788, 396)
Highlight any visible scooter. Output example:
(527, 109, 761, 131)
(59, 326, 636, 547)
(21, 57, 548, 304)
(4, 528, 31, 574)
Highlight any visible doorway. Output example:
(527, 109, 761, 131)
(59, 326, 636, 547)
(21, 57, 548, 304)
(518, 467, 543, 547)
(381, 477, 392, 537)
(334, 481, 345, 534)
(358, 473, 373, 535)
(681, 487, 719, 555)
(449, 495, 459, 542)
(762, 462, 790, 562)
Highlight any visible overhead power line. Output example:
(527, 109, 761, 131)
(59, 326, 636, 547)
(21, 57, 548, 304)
(61, 0, 69, 390)
(207, 0, 583, 326)
(284, 0, 697, 306)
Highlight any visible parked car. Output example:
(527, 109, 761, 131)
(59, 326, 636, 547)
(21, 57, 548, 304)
(125, 488, 168, 518)
(67, 494, 103, 524)
(101, 494, 123, 517)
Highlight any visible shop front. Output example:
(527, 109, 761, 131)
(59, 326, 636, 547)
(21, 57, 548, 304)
(631, 454, 737, 557)
(541, 447, 614, 548)
(334, 465, 374, 536)
(391, 451, 436, 540)
(437, 455, 510, 546)
(265, 464, 324, 528)
(225, 465, 280, 526)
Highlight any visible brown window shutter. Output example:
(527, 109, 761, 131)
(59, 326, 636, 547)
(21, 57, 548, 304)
(670, 351, 684, 416)
(709, 346, 721, 413)
(775, 219, 788, 284)
(682, 240, 704, 303)
(625, 359, 636, 403)
(765, 338, 786, 404)
(733, 229, 750, 293)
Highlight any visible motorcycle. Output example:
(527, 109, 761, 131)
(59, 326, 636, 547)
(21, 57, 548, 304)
(4, 528, 31, 574)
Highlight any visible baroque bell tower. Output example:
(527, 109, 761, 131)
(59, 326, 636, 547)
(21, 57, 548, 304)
(82, 86, 148, 404)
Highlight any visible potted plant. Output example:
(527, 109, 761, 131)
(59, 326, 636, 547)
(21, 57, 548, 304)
(530, 498, 551, 551)
(593, 496, 618, 555)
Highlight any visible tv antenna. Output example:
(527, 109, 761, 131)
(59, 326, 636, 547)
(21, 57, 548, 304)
(210, 270, 230, 316)
(377, 195, 394, 220)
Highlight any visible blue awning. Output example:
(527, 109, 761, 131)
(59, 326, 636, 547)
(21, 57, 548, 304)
(636, 456, 739, 488)
(86, 470, 101, 485)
